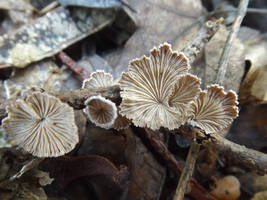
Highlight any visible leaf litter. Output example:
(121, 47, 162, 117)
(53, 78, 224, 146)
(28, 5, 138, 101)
(0, 0, 266, 200)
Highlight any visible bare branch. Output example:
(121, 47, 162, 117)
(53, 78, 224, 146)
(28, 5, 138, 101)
(216, 0, 249, 85)
(178, 126, 267, 173)
(173, 135, 200, 200)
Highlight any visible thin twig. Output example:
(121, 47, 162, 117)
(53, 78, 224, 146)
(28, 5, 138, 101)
(173, 133, 200, 200)
(1, 85, 266, 173)
(247, 8, 267, 14)
(207, 134, 267, 173)
(182, 19, 222, 64)
(211, 8, 267, 15)
(215, 0, 249, 85)
(173, 18, 223, 200)
(143, 128, 216, 200)
(178, 126, 267, 173)
(57, 51, 90, 80)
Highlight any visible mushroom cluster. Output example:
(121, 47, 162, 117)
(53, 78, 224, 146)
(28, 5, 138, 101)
(82, 71, 130, 130)
(119, 43, 239, 133)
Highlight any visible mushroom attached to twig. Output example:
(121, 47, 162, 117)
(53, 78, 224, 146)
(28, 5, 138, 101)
(83, 95, 117, 129)
(2, 92, 79, 157)
(82, 70, 113, 89)
(119, 43, 200, 130)
(83, 70, 130, 130)
(186, 84, 239, 134)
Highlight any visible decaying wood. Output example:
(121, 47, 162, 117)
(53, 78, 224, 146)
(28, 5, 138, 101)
(208, 134, 267, 173)
(176, 0, 249, 197)
(173, 134, 201, 200)
(0, 6, 116, 68)
(0, 17, 266, 175)
(178, 126, 267, 173)
(57, 85, 121, 109)
(143, 128, 216, 200)
(183, 18, 222, 64)
(215, 0, 249, 85)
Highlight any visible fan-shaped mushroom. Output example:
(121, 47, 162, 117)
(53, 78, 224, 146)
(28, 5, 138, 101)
(186, 84, 239, 134)
(82, 70, 113, 89)
(119, 43, 190, 130)
(2, 92, 79, 157)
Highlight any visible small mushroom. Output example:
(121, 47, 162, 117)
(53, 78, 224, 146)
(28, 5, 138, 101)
(82, 70, 113, 89)
(186, 84, 239, 134)
(2, 92, 79, 157)
(83, 95, 117, 129)
(119, 43, 189, 130)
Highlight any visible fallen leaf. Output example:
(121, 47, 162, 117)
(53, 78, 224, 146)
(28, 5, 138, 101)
(126, 127, 167, 200)
(227, 104, 267, 152)
(0, 148, 47, 200)
(0, 0, 33, 11)
(0, 7, 116, 68)
(105, 0, 203, 78)
(77, 122, 167, 200)
(0, 180, 47, 200)
(202, 25, 245, 91)
(3, 60, 80, 98)
(40, 155, 130, 200)
(239, 29, 267, 105)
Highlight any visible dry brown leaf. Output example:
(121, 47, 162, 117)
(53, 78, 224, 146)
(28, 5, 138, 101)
(0, 7, 116, 68)
(106, 0, 202, 78)
(202, 25, 245, 92)
(239, 30, 267, 105)
(3, 60, 80, 98)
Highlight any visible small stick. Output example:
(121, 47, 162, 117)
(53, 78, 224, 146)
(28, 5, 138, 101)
(173, 132, 200, 200)
(182, 19, 222, 64)
(215, 0, 249, 85)
(10, 158, 44, 180)
(57, 51, 90, 80)
(178, 126, 267, 174)
(172, 18, 223, 200)
(144, 128, 216, 200)
(1, 86, 266, 173)
(247, 8, 267, 14)
(210, 8, 267, 16)
(207, 133, 267, 173)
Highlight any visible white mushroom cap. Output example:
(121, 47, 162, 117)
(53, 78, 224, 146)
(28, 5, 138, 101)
(169, 74, 201, 116)
(83, 95, 117, 129)
(186, 84, 239, 134)
(2, 92, 79, 157)
(82, 70, 113, 89)
(119, 43, 189, 130)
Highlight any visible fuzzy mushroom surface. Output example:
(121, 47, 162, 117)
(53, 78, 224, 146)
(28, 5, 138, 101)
(119, 43, 190, 130)
(83, 95, 117, 129)
(168, 74, 201, 115)
(186, 84, 239, 134)
(2, 92, 79, 157)
(82, 70, 113, 89)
